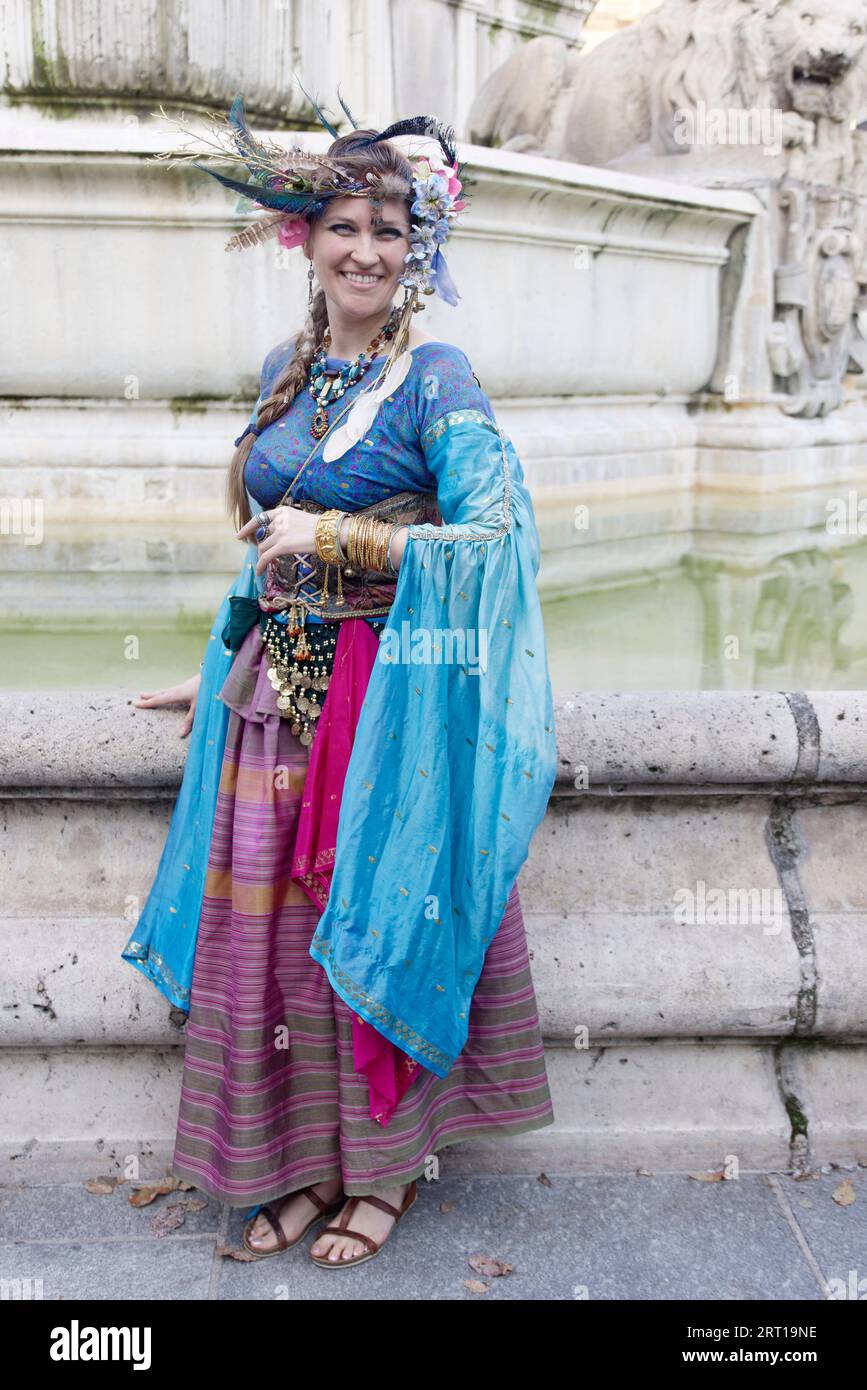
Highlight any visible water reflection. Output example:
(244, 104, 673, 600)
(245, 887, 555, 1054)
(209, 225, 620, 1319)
(2, 487, 867, 692)
(537, 485, 867, 690)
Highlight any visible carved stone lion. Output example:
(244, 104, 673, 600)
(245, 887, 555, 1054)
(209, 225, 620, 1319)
(467, 0, 867, 178)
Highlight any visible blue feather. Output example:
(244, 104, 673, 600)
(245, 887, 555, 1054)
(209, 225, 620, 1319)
(193, 163, 317, 214)
(336, 84, 361, 130)
(294, 75, 340, 138)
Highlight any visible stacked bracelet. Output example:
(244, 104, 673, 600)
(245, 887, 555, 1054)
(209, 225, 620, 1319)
(314, 509, 403, 576)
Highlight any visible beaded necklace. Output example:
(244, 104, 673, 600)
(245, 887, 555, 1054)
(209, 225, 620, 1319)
(307, 307, 400, 440)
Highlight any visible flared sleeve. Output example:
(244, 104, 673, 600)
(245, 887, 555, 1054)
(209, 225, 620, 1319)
(309, 387, 557, 1078)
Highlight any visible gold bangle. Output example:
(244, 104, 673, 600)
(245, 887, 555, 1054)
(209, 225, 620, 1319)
(315, 509, 346, 566)
(346, 515, 394, 573)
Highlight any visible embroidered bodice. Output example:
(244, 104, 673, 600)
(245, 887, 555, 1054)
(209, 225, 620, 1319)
(244, 339, 496, 512)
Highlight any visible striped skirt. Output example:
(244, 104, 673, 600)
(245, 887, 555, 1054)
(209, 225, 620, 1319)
(171, 699, 555, 1205)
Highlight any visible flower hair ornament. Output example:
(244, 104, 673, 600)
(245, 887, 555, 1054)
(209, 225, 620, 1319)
(153, 83, 467, 458)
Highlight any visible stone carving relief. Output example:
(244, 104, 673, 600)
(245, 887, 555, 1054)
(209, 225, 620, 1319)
(467, 0, 867, 417)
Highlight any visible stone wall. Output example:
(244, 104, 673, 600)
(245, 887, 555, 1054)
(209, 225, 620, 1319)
(1, 689, 865, 1182)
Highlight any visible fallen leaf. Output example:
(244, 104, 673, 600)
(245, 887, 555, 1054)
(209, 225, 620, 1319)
(538, 1172, 552, 1188)
(128, 1177, 182, 1208)
(832, 1179, 856, 1207)
(181, 1197, 207, 1212)
(688, 1169, 727, 1183)
(152, 1203, 187, 1237)
(464, 1279, 489, 1294)
(439, 1200, 456, 1213)
(216, 1243, 258, 1262)
(468, 1254, 513, 1278)
(85, 1177, 117, 1195)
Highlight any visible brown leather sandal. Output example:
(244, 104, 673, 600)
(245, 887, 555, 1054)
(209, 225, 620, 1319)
(309, 1180, 418, 1268)
(242, 1183, 346, 1259)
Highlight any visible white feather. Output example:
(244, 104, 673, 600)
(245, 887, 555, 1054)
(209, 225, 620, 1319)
(322, 348, 415, 462)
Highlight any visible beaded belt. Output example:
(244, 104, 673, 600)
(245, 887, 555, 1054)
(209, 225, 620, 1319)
(262, 613, 385, 746)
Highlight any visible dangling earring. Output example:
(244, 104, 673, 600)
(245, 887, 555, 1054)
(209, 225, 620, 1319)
(307, 263, 315, 306)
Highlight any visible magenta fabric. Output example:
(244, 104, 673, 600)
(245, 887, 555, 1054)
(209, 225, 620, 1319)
(289, 617, 421, 1125)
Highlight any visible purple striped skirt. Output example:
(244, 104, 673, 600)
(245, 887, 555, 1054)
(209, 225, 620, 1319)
(171, 670, 555, 1204)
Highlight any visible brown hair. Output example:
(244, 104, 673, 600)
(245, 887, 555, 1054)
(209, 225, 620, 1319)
(226, 130, 416, 531)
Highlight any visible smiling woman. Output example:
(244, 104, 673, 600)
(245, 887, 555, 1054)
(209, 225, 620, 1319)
(123, 92, 556, 1271)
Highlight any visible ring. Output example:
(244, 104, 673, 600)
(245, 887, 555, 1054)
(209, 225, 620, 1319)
(254, 511, 271, 541)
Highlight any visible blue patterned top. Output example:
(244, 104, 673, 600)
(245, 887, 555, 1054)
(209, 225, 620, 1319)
(244, 339, 496, 511)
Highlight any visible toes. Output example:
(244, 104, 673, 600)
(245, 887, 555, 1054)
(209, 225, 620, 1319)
(248, 1216, 275, 1250)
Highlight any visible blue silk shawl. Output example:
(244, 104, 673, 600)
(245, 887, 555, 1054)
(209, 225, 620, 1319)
(122, 344, 557, 1078)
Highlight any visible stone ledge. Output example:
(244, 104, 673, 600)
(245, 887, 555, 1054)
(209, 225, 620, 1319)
(2, 690, 867, 792)
(2, 1040, 863, 1183)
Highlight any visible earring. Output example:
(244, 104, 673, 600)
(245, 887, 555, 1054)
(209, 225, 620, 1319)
(307, 263, 314, 306)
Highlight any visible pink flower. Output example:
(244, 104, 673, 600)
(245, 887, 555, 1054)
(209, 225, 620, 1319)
(422, 154, 462, 202)
(444, 165, 462, 200)
(277, 215, 310, 250)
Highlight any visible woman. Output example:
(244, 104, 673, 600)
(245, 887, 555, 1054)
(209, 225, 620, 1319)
(125, 94, 557, 1268)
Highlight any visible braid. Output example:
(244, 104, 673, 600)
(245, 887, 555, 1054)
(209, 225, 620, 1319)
(226, 287, 329, 530)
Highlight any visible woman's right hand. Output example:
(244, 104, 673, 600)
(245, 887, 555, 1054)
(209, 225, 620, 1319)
(133, 672, 201, 739)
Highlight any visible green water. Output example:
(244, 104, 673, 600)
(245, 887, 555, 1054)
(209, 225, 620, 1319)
(4, 489, 867, 692)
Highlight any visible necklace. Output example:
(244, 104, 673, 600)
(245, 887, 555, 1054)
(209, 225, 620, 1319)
(307, 308, 399, 440)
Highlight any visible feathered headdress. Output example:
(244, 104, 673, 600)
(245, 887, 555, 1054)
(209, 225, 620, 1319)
(153, 82, 468, 457)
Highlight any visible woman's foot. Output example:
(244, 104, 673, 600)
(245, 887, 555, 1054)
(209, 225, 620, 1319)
(245, 1177, 344, 1254)
(310, 1182, 411, 1263)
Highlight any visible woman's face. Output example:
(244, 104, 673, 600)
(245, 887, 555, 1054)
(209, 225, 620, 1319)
(305, 194, 411, 320)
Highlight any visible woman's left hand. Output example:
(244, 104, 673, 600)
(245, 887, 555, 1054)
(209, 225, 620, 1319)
(237, 506, 318, 576)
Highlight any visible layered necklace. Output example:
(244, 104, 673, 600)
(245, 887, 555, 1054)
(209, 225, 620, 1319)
(307, 308, 400, 440)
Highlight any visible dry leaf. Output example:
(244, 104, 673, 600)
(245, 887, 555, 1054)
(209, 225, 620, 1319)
(439, 1200, 456, 1213)
(216, 1243, 258, 1262)
(152, 1203, 187, 1238)
(464, 1279, 489, 1294)
(85, 1177, 117, 1195)
(468, 1254, 513, 1278)
(128, 1177, 182, 1208)
(177, 1180, 196, 1191)
(181, 1197, 207, 1212)
(832, 1179, 856, 1207)
(688, 1169, 727, 1183)
(538, 1172, 552, 1188)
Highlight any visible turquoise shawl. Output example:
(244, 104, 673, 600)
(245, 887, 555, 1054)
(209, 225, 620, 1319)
(121, 536, 263, 1008)
(309, 409, 556, 1075)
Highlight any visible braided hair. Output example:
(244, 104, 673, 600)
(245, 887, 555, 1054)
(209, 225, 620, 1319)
(226, 129, 416, 531)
